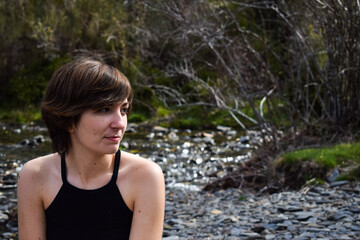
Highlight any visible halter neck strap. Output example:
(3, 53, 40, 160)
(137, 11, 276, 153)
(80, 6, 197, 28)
(60, 150, 121, 185)
(111, 150, 121, 183)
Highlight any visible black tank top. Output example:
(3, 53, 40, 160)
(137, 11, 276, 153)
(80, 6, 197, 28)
(45, 150, 133, 240)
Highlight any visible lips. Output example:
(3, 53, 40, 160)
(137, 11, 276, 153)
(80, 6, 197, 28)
(105, 136, 121, 142)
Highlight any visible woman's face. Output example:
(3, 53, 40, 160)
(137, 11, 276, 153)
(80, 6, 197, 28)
(69, 99, 129, 156)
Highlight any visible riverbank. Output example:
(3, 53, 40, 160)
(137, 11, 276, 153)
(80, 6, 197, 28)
(164, 181, 360, 239)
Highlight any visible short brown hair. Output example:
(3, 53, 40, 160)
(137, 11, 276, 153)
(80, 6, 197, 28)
(41, 58, 133, 155)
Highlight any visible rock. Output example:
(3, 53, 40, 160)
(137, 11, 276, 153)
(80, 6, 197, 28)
(13, 129, 21, 134)
(0, 212, 9, 223)
(265, 234, 276, 240)
(278, 206, 303, 213)
(327, 169, 340, 182)
(330, 180, 348, 188)
(1, 232, 16, 239)
(252, 224, 265, 233)
(294, 212, 314, 221)
(33, 135, 45, 143)
(153, 126, 168, 133)
(168, 132, 179, 141)
(230, 228, 243, 236)
(125, 123, 137, 133)
(239, 135, 250, 144)
(327, 212, 347, 221)
(17, 135, 45, 147)
(121, 142, 129, 149)
(162, 236, 180, 240)
(216, 125, 232, 133)
(348, 207, 360, 213)
(0, 196, 8, 205)
(227, 130, 237, 136)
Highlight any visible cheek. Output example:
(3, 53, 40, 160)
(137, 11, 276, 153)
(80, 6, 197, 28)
(123, 118, 128, 130)
(84, 119, 103, 134)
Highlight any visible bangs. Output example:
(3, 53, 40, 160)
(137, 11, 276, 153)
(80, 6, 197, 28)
(84, 64, 133, 110)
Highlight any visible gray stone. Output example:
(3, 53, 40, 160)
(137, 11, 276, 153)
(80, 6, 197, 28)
(330, 180, 348, 188)
(230, 228, 243, 236)
(216, 125, 232, 132)
(0, 212, 9, 223)
(162, 236, 180, 240)
(294, 212, 314, 221)
(265, 234, 276, 240)
(327, 169, 340, 182)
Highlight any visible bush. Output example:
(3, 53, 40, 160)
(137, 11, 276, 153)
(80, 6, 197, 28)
(7, 56, 71, 108)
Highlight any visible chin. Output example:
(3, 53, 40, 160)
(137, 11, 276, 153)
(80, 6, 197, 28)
(104, 146, 120, 154)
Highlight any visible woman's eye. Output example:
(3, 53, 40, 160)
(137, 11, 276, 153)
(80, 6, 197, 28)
(98, 107, 111, 113)
(121, 108, 129, 114)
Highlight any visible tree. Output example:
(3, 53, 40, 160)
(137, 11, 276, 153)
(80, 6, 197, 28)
(142, 0, 296, 149)
(141, 0, 360, 148)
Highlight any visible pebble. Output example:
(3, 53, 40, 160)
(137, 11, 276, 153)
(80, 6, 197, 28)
(164, 182, 360, 239)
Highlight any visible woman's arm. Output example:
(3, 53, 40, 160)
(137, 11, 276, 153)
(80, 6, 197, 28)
(17, 161, 47, 240)
(129, 161, 165, 240)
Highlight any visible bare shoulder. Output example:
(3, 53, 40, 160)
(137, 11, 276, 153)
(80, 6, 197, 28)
(121, 151, 163, 175)
(17, 154, 60, 239)
(18, 153, 60, 186)
(119, 151, 165, 214)
(118, 152, 165, 193)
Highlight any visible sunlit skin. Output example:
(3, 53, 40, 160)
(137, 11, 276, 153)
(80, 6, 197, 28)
(69, 100, 129, 157)
(17, 99, 165, 240)
(64, 100, 129, 189)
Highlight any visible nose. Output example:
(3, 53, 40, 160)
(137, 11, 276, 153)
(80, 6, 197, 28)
(110, 109, 127, 130)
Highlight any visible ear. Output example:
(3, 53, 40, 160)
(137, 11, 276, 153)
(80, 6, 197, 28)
(67, 123, 75, 133)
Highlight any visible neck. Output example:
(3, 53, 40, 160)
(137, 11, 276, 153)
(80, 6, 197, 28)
(65, 149, 116, 188)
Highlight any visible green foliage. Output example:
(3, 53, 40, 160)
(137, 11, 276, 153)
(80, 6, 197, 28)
(132, 87, 157, 117)
(170, 117, 202, 129)
(238, 196, 247, 201)
(128, 113, 147, 123)
(234, 98, 290, 128)
(166, 105, 240, 130)
(0, 0, 146, 108)
(308, 24, 328, 69)
(273, 141, 360, 188)
(280, 142, 360, 170)
(156, 106, 171, 118)
(308, 178, 325, 185)
(7, 56, 71, 108)
(209, 109, 239, 128)
(0, 106, 42, 124)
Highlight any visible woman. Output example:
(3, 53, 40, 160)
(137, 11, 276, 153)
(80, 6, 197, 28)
(17, 58, 165, 240)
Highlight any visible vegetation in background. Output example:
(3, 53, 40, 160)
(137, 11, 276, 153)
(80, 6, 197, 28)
(278, 142, 360, 169)
(273, 142, 360, 187)
(0, 107, 42, 125)
(0, 0, 359, 177)
(7, 56, 71, 107)
(161, 106, 240, 130)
